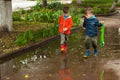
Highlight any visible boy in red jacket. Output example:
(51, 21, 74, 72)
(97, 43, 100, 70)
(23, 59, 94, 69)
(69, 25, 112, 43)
(58, 6, 73, 52)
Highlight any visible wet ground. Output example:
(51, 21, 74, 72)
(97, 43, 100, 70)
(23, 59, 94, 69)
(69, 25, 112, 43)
(1, 24, 120, 80)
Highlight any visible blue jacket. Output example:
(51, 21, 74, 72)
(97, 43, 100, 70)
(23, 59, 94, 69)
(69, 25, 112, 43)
(83, 15, 102, 37)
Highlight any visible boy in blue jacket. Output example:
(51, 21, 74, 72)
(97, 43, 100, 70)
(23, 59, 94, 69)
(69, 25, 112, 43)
(83, 8, 102, 58)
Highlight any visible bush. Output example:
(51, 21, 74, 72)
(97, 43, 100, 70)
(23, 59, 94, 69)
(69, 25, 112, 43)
(70, 8, 82, 27)
(93, 7, 110, 14)
(79, 0, 113, 12)
(80, 8, 85, 13)
(30, 3, 43, 11)
(47, 2, 63, 10)
(72, 0, 77, 4)
(18, 10, 62, 23)
(13, 12, 21, 21)
(79, 7, 110, 14)
(117, 3, 120, 7)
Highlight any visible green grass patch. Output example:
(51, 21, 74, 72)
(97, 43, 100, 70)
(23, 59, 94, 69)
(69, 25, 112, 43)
(74, 0, 116, 14)
(14, 25, 58, 45)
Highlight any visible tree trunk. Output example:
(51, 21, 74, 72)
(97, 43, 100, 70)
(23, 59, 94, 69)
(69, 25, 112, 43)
(42, 0, 47, 7)
(0, 0, 13, 32)
(110, 0, 118, 12)
(77, 0, 82, 4)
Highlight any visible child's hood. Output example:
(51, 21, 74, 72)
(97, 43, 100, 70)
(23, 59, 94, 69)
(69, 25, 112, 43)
(63, 15, 71, 20)
(88, 15, 96, 19)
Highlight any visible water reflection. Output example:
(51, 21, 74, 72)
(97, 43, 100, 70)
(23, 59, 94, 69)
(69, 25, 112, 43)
(59, 68, 72, 80)
(0, 60, 13, 79)
(59, 51, 73, 80)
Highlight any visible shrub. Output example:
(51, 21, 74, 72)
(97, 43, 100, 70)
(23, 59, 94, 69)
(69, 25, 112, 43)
(70, 8, 82, 27)
(79, 0, 113, 10)
(47, 2, 63, 10)
(80, 8, 85, 13)
(21, 10, 62, 23)
(19, 8, 26, 14)
(30, 3, 42, 11)
(93, 7, 110, 14)
(13, 12, 21, 21)
(117, 2, 120, 7)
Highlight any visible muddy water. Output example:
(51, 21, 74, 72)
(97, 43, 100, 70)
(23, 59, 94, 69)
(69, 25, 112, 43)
(1, 27, 120, 80)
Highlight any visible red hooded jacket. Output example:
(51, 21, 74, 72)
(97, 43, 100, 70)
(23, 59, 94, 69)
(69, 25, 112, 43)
(59, 15, 73, 34)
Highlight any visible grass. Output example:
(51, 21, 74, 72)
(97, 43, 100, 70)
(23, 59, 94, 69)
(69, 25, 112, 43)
(13, 21, 53, 32)
(14, 24, 58, 45)
(72, 0, 118, 14)
(117, 2, 120, 7)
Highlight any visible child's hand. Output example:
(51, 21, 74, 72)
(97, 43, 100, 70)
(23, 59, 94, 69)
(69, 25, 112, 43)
(83, 27, 86, 30)
(63, 28, 68, 31)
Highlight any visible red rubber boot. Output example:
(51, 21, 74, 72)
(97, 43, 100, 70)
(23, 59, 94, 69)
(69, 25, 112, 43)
(61, 44, 67, 53)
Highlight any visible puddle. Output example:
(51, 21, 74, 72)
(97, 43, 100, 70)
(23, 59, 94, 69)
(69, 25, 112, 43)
(0, 27, 120, 80)
(103, 60, 120, 80)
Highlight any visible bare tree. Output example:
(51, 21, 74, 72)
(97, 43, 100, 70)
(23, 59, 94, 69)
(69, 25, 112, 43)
(110, 0, 119, 12)
(42, 0, 47, 7)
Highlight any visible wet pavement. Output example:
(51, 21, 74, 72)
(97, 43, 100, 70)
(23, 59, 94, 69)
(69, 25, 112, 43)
(1, 25, 120, 80)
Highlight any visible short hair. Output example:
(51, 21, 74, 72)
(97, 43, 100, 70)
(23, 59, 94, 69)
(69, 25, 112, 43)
(63, 6, 69, 14)
(85, 8, 93, 14)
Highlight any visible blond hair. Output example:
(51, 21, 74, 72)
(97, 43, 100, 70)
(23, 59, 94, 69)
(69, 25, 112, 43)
(85, 8, 93, 14)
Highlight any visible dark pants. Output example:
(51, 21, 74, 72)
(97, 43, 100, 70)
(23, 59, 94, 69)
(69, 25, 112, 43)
(85, 36, 97, 50)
